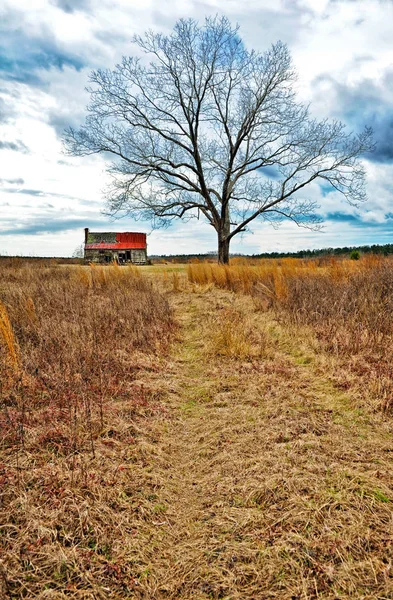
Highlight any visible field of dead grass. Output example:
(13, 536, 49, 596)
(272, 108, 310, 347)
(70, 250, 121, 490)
(2, 257, 393, 598)
(125, 287, 393, 599)
(0, 262, 174, 597)
(188, 255, 393, 414)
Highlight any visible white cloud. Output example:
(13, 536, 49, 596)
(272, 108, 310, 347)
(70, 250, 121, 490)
(1, 0, 392, 256)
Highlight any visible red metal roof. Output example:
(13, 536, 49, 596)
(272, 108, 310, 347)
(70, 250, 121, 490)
(85, 232, 146, 250)
(117, 232, 146, 245)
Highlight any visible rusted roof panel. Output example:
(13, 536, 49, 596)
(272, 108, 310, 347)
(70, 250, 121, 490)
(117, 232, 146, 245)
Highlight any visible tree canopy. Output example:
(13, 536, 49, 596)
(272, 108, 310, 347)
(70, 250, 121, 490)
(64, 16, 374, 263)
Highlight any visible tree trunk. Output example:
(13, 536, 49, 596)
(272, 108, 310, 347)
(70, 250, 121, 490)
(218, 237, 230, 264)
(218, 202, 231, 264)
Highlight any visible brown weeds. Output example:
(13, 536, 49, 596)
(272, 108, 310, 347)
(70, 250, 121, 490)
(110, 286, 393, 599)
(3, 260, 393, 597)
(188, 256, 393, 412)
(0, 262, 175, 597)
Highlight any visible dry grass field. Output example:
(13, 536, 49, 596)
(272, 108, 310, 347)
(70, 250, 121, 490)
(1, 256, 393, 598)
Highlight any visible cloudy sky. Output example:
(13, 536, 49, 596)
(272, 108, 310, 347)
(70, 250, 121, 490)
(1, 0, 393, 257)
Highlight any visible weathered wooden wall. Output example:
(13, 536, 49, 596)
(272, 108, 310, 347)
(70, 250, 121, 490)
(84, 248, 147, 264)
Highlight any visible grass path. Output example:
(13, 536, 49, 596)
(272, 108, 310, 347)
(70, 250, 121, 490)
(129, 286, 393, 599)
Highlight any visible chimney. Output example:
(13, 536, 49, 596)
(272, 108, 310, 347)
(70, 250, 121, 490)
(84, 228, 89, 244)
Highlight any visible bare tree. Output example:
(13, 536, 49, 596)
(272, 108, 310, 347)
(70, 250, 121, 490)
(72, 244, 84, 259)
(64, 16, 373, 263)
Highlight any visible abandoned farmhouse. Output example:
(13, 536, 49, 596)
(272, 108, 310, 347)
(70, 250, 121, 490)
(84, 228, 147, 264)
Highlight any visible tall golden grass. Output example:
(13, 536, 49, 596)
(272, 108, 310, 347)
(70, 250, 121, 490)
(0, 300, 21, 377)
(188, 255, 393, 410)
(188, 255, 387, 303)
(188, 255, 383, 296)
(207, 306, 253, 359)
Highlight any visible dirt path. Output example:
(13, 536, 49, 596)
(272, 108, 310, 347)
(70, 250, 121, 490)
(130, 287, 393, 599)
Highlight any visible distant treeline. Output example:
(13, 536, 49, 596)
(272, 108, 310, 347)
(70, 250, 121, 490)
(251, 244, 393, 259)
(151, 244, 393, 262)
